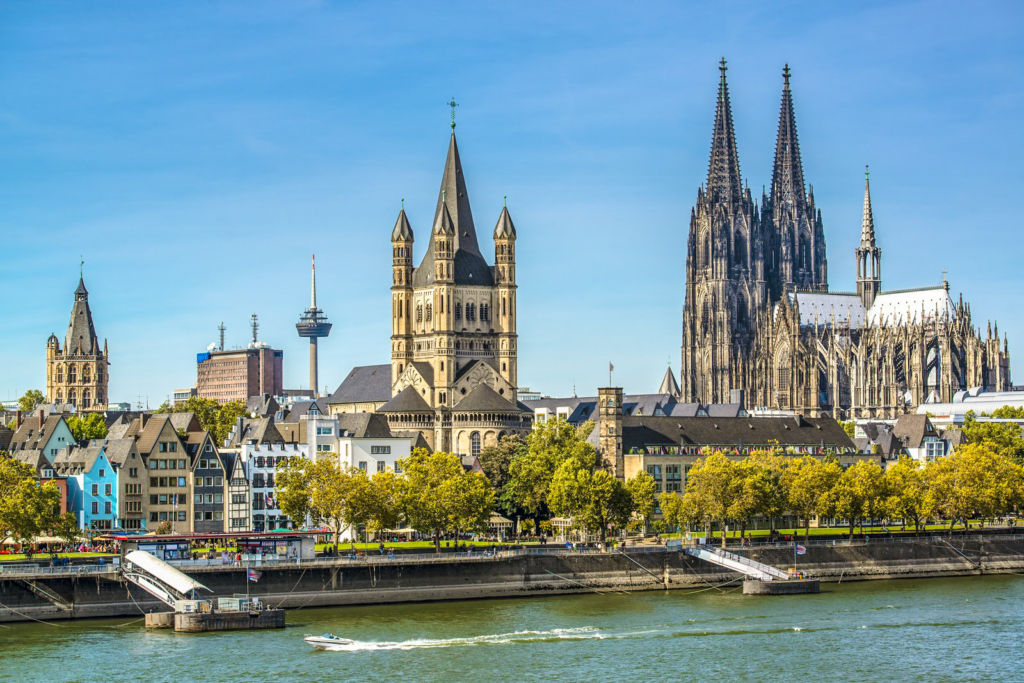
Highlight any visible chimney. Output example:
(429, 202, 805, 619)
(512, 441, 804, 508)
(15, 410, 22, 429)
(139, 413, 149, 430)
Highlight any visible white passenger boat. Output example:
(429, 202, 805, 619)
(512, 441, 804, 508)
(304, 633, 354, 650)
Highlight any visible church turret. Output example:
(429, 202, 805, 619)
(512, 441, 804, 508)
(391, 207, 414, 386)
(494, 203, 518, 391)
(856, 166, 882, 309)
(49, 266, 108, 410)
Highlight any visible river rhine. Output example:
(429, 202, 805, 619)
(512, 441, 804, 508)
(1, 575, 1020, 682)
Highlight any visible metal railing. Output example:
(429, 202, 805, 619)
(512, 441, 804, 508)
(0, 562, 119, 579)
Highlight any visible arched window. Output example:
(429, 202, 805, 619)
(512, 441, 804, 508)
(68, 389, 77, 407)
(425, 303, 432, 321)
(416, 304, 423, 322)
(57, 364, 64, 382)
(470, 432, 481, 458)
(68, 365, 77, 383)
(82, 389, 91, 408)
(734, 232, 746, 267)
(700, 232, 710, 267)
(799, 235, 810, 270)
(83, 365, 91, 382)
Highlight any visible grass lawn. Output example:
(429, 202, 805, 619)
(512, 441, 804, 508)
(314, 540, 539, 552)
(0, 552, 117, 563)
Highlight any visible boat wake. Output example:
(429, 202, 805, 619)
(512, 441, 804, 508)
(309, 626, 650, 652)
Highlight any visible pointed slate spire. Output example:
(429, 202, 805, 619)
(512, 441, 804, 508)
(434, 201, 455, 236)
(706, 58, 743, 206)
(434, 132, 480, 254)
(658, 364, 681, 397)
(770, 64, 807, 210)
(391, 207, 413, 241)
(65, 273, 99, 355)
(493, 205, 517, 239)
(861, 165, 876, 246)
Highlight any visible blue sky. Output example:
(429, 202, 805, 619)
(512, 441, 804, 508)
(2, 1, 1022, 405)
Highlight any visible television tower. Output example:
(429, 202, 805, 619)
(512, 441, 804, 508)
(295, 254, 332, 396)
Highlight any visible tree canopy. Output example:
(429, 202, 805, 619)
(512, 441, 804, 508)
(155, 396, 247, 444)
(0, 458, 63, 550)
(67, 413, 108, 441)
(18, 390, 45, 413)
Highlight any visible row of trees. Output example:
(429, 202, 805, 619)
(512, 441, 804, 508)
(276, 449, 493, 553)
(660, 443, 1024, 546)
(480, 420, 657, 538)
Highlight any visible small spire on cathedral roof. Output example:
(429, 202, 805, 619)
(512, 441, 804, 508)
(493, 204, 517, 240)
(707, 57, 743, 206)
(392, 206, 413, 241)
(860, 165, 876, 246)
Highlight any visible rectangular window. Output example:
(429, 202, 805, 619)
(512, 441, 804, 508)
(317, 444, 331, 452)
(99, 469, 105, 478)
(104, 501, 111, 514)
(159, 512, 168, 521)
(178, 511, 186, 522)
(91, 502, 98, 514)
(316, 427, 333, 435)
(214, 476, 222, 486)
(91, 484, 99, 495)
(169, 442, 177, 453)
(178, 477, 186, 487)
(130, 468, 137, 478)
(213, 511, 223, 521)
(371, 445, 392, 455)
(394, 462, 403, 474)
(159, 442, 168, 453)
(358, 461, 367, 471)
(150, 460, 158, 470)
(159, 494, 168, 505)
(178, 459, 186, 469)
(150, 512, 158, 522)
(214, 494, 223, 504)
(105, 484, 112, 496)
(377, 461, 386, 473)
(150, 495, 157, 505)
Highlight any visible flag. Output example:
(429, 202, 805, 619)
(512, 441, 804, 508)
(609, 362, 614, 372)
(247, 568, 261, 582)
(795, 545, 807, 555)
(265, 492, 273, 509)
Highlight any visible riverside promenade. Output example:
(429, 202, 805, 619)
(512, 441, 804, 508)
(2, 532, 1023, 624)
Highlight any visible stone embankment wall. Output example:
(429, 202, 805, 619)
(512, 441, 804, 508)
(1, 536, 1021, 624)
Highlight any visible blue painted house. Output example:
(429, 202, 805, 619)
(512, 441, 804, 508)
(54, 444, 118, 531)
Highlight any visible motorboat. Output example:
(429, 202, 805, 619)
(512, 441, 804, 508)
(305, 633, 354, 650)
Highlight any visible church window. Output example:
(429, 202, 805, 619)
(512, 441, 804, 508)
(734, 232, 746, 267)
(69, 389, 77, 406)
(455, 303, 462, 321)
(56, 391, 63, 402)
(57, 365, 64, 382)
(416, 305, 423, 322)
(466, 303, 476, 321)
(425, 304, 432, 321)
(502, 298, 506, 316)
(83, 366, 91, 382)
(69, 366, 77, 383)
(777, 367, 791, 391)
(470, 432, 481, 458)
(82, 389, 91, 408)
(480, 304, 489, 322)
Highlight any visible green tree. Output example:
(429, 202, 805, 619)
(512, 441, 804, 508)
(400, 449, 494, 552)
(660, 491, 702, 533)
(504, 419, 597, 524)
(682, 451, 740, 547)
(52, 512, 82, 547)
(961, 407, 1024, 465)
(18, 390, 45, 413)
(840, 420, 856, 439)
(478, 434, 526, 504)
(66, 413, 108, 441)
(579, 470, 632, 540)
(366, 470, 405, 538)
(926, 442, 1024, 532)
(783, 457, 842, 540)
(824, 460, 886, 538)
(0, 459, 62, 552)
(626, 471, 657, 532)
(215, 400, 248, 445)
(883, 456, 929, 531)
(275, 457, 313, 532)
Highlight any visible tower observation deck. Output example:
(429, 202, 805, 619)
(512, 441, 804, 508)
(295, 255, 332, 396)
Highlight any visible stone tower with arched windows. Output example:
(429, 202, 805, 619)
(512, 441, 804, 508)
(46, 274, 109, 410)
(382, 124, 530, 454)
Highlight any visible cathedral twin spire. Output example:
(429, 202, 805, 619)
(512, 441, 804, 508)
(707, 58, 745, 207)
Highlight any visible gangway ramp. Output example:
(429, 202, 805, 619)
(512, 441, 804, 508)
(121, 550, 212, 608)
(684, 546, 789, 582)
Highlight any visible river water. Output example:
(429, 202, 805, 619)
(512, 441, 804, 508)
(1, 575, 1020, 682)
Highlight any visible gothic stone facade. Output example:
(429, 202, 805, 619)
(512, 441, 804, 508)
(382, 126, 531, 454)
(46, 276, 109, 410)
(682, 61, 1010, 419)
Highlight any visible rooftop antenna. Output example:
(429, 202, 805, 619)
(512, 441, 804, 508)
(218, 322, 226, 351)
(251, 314, 259, 345)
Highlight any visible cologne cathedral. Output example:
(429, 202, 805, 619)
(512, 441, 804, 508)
(680, 60, 1010, 419)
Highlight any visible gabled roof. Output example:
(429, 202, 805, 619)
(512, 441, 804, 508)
(226, 418, 284, 447)
(54, 443, 107, 475)
(453, 384, 518, 412)
(337, 412, 394, 439)
(377, 386, 432, 413)
(11, 449, 53, 474)
(9, 414, 68, 452)
(411, 361, 434, 387)
(168, 412, 201, 433)
(93, 437, 139, 466)
(246, 394, 280, 418)
(281, 399, 327, 423)
(392, 430, 431, 450)
(618, 415, 855, 452)
(136, 414, 178, 455)
(892, 414, 937, 449)
(327, 364, 392, 405)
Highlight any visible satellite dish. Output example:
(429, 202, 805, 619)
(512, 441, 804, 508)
(207, 343, 216, 352)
